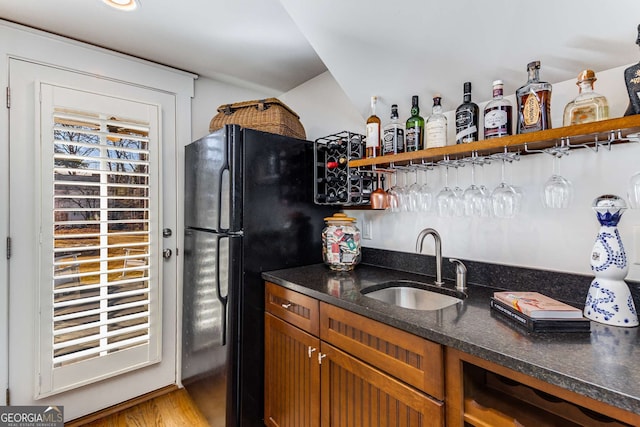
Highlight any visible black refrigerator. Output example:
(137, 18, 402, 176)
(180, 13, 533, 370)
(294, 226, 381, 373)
(181, 124, 334, 426)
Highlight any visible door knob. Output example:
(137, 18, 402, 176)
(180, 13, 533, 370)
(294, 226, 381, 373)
(163, 249, 172, 259)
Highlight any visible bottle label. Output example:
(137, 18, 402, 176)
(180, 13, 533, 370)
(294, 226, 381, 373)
(523, 94, 541, 126)
(484, 108, 510, 138)
(426, 123, 446, 148)
(455, 108, 477, 143)
(569, 106, 597, 125)
(405, 126, 420, 151)
(455, 125, 477, 143)
(484, 110, 508, 128)
(382, 127, 404, 155)
(366, 123, 380, 148)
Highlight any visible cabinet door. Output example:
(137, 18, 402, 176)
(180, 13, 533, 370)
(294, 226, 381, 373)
(320, 342, 444, 427)
(265, 312, 321, 427)
(320, 302, 444, 400)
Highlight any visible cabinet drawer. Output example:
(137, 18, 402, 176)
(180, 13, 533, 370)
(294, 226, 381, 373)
(320, 302, 444, 400)
(265, 282, 319, 336)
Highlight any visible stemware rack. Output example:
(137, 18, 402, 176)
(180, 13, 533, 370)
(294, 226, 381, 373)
(348, 116, 640, 169)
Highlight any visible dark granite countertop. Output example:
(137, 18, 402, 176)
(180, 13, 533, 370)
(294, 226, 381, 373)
(262, 262, 640, 415)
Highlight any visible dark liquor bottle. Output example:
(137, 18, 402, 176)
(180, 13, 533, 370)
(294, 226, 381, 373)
(624, 24, 640, 116)
(455, 82, 479, 144)
(516, 61, 552, 133)
(382, 104, 405, 155)
(484, 80, 513, 139)
(405, 96, 424, 152)
(365, 96, 381, 157)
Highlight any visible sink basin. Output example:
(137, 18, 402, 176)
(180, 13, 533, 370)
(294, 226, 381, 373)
(361, 280, 464, 311)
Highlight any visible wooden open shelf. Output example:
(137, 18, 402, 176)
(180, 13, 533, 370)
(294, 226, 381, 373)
(349, 116, 640, 168)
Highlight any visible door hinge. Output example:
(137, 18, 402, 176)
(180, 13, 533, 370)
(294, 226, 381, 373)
(6, 87, 9, 109)
(6, 237, 11, 260)
(5, 388, 9, 406)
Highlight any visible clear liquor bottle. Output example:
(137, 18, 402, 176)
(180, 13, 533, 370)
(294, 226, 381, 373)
(426, 95, 447, 148)
(365, 96, 381, 158)
(405, 96, 424, 152)
(382, 104, 405, 155)
(563, 70, 609, 126)
(516, 61, 552, 134)
(483, 80, 513, 139)
(455, 82, 479, 144)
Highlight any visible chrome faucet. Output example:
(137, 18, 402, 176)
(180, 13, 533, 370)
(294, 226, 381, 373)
(415, 228, 444, 286)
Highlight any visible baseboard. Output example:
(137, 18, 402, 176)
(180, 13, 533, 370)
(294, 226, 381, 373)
(64, 384, 179, 426)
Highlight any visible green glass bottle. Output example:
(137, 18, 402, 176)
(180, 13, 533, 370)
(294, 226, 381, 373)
(405, 95, 424, 151)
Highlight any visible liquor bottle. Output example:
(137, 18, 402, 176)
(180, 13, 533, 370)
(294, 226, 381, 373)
(405, 96, 424, 152)
(483, 80, 513, 139)
(455, 82, 479, 144)
(426, 95, 447, 148)
(624, 24, 640, 116)
(516, 61, 552, 134)
(563, 70, 609, 126)
(365, 96, 381, 158)
(382, 104, 405, 155)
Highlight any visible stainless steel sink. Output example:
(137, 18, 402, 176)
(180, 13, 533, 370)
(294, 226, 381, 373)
(361, 280, 464, 311)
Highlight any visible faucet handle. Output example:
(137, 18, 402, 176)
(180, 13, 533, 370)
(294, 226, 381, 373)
(449, 258, 467, 292)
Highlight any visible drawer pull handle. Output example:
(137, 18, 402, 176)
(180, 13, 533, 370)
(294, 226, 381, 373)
(318, 353, 326, 364)
(308, 347, 317, 358)
(281, 303, 292, 309)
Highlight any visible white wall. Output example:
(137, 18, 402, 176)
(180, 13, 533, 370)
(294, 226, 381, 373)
(276, 65, 640, 281)
(279, 71, 364, 141)
(191, 78, 273, 141)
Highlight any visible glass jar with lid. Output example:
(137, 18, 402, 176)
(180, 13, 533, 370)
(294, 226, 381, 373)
(322, 213, 361, 271)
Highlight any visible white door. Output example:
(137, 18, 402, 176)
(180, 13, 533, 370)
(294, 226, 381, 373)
(8, 58, 178, 421)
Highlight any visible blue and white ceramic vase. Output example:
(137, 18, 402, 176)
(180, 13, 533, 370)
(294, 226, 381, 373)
(584, 195, 638, 327)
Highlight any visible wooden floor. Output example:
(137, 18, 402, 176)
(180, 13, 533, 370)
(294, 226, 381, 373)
(183, 373, 227, 427)
(67, 387, 211, 427)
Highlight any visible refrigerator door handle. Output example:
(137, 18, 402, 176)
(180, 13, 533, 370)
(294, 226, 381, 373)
(217, 158, 230, 233)
(215, 235, 229, 346)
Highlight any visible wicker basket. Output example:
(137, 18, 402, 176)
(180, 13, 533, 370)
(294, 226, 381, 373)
(209, 98, 306, 139)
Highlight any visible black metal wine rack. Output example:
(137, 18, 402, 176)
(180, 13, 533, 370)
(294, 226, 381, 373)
(314, 131, 374, 206)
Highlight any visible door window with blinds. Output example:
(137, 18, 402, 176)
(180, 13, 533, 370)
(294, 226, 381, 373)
(37, 83, 161, 396)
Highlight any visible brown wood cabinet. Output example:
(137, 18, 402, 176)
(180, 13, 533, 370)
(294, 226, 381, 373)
(265, 281, 640, 426)
(445, 347, 640, 427)
(264, 282, 443, 426)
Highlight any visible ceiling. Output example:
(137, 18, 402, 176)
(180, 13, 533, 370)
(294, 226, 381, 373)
(1, 0, 639, 119)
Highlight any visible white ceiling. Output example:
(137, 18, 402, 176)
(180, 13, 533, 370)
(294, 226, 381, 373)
(1, 0, 639, 119)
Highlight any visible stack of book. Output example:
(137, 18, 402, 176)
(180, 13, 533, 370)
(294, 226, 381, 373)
(490, 291, 591, 333)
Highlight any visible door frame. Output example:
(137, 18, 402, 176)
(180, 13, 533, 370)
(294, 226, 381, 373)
(0, 20, 194, 408)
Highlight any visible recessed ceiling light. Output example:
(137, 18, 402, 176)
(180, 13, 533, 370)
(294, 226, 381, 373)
(102, 0, 140, 11)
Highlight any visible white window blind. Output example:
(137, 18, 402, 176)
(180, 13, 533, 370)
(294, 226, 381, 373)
(52, 111, 151, 366)
(37, 83, 161, 397)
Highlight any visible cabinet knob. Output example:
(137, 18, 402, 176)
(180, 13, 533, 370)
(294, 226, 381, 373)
(308, 347, 317, 358)
(318, 353, 327, 364)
